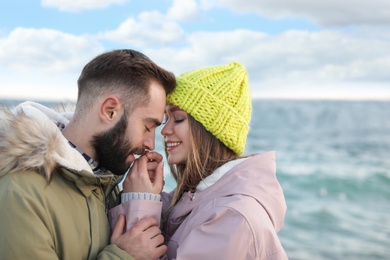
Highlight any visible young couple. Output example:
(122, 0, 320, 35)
(110, 62, 288, 259)
(0, 49, 287, 259)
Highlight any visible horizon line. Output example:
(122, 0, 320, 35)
(1, 96, 389, 103)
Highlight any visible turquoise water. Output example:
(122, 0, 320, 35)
(2, 99, 389, 259)
(246, 100, 390, 259)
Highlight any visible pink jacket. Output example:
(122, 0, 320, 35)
(110, 152, 288, 259)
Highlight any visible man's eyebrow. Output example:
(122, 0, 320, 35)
(144, 117, 162, 127)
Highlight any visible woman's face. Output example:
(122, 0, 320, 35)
(161, 105, 190, 164)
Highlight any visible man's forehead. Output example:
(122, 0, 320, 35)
(143, 116, 162, 126)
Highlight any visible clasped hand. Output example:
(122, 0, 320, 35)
(123, 151, 165, 194)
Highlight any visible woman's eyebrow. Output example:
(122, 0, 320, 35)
(169, 106, 182, 113)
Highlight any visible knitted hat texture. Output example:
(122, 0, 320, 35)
(167, 62, 252, 155)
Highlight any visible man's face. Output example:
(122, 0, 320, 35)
(92, 81, 167, 175)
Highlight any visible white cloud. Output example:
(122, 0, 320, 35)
(1, 70, 78, 101)
(167, 0, 199, 21)
(250, 81, 390, 100)
(99, 11, 186, 47)
(0, 28, 105, 101)
(2, 0, 390, 101)
(179, 29, 390, 82)
(143, 28, 390, 100)
(0, 27, 104, 73)
(41, 0, 127, 12)
(1, 25, 389, 100)
(204, 0, 390, 27)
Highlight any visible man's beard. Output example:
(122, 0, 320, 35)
(91, 114, 145, 175)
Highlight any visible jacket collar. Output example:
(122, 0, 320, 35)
(196, 157, 248, 191)
(0, 102, 94, 179)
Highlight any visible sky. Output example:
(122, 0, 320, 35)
(1, 0, 390, 101)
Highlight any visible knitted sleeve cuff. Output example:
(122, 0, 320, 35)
(121, 192, 161, 202)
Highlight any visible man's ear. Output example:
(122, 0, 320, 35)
(99, 96, 122, 123)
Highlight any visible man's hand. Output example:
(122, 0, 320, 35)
(123, 152, 164, 194)
(111, 215, 166, 260)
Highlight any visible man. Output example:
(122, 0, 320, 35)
(0, 49, 176, 259)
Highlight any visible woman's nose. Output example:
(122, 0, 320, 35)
(161, 121, 172, 136)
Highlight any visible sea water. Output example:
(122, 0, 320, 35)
(2, 99, 389, 259)
(246, 100, 390, 260)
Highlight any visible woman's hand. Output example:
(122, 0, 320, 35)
(123, 152, 164, 194)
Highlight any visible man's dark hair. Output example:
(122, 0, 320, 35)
(75, 49, 176, 116)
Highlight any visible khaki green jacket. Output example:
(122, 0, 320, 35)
(0, 102, 132, 259)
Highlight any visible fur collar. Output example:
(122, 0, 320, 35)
(0, 102, 92, 181)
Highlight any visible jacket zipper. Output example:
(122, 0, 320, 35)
(188, 190, 196, 201)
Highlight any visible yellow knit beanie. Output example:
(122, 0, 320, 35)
(167, 62, 252, 155)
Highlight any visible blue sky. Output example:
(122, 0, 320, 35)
(1, 0, 390, 101)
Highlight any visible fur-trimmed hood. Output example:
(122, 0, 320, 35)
(0, 101, 93, 181)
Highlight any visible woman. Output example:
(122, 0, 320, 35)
(110, 62, 288, 259)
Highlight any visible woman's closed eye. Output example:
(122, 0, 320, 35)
(164, 107, 188, 124)
(174, 118, 185, 123)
